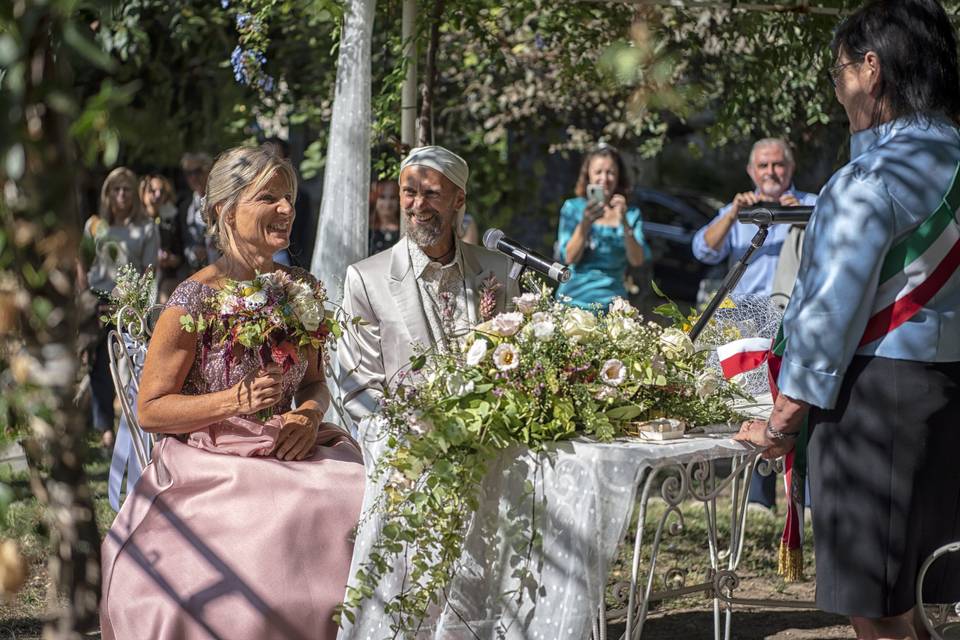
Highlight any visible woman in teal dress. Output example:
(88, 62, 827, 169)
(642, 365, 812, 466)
(556, 146, 650, 311)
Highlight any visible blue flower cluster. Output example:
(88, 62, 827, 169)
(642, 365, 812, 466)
(230, 45, 275, 92)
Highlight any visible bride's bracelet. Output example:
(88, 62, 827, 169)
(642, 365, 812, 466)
(765, 423, 800, 441)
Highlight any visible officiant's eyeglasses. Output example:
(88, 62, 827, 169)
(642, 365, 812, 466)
(827, 61, 859, 87)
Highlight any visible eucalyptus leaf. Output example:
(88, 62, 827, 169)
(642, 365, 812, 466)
(605, 404, 645, 421)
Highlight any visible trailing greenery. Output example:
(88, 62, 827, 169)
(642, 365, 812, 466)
(340, 283, 745, 633)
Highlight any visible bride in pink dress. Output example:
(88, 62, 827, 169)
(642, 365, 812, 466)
(100, 145, 364, 640)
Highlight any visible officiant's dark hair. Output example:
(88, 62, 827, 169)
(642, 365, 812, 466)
(831, 0, 960, 126)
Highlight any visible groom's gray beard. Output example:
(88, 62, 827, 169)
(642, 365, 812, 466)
(403, 208, 445, 248)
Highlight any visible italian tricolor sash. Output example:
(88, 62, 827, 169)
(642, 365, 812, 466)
(861, 165, 960, 345)
(717, 328, 807, 581)
(714, 165, 960, 581)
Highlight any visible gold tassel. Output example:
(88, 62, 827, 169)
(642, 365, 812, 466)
(778, 542, 804, 582)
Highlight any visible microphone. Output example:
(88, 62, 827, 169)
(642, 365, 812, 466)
(738, 204, 814, 226)
(483, 229, 572, 283)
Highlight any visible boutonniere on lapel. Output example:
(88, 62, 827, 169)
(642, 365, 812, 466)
(478, 271, 502, 322)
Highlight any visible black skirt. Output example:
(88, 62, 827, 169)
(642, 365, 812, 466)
(808, 355, 960, 618)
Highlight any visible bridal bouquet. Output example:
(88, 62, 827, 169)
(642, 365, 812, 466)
(180, 271, 337, 403)
(342, 284, 744, 631)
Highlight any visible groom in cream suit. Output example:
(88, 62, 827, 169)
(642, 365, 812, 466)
(338, 146, 518, 431)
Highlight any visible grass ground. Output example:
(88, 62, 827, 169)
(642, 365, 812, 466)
(0, 446, 875, 640)
(0, 440, 114, 640)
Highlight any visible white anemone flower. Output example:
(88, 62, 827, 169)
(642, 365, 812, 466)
(600, 359, 627, 386)
(492, 343, 521, 372)
(243, 290, 268, 310)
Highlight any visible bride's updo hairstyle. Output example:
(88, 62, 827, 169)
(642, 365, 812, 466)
(202, 145, 298, 251)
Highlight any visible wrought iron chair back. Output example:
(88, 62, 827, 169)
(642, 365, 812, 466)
(917, 540, 960, 640)
(106, 303, 163, 470)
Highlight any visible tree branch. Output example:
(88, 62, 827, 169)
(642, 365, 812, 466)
(417, 0, 446, 147)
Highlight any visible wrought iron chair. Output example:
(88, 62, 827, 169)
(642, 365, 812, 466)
(106, 304, 162, 484)
(917, 541, 960, 640)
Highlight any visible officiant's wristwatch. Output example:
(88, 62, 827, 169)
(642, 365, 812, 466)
(765, 423, 800, 441)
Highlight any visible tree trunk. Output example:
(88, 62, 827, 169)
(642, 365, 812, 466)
(1, 6, 102, 638)
(417, 0, 446, 147)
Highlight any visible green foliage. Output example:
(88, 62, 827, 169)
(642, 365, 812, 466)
(98, 263, 156, 325)
(343, 290, 745, 633)
(92, 0, 258, 164)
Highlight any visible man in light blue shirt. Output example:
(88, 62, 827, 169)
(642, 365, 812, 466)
(692, 138, 817, 511)
(692, 138, 818, 297)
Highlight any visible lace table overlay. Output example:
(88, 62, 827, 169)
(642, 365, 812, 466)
(340, 429, 752, 639)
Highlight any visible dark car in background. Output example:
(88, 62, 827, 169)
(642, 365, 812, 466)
(627, 188, 726, 311)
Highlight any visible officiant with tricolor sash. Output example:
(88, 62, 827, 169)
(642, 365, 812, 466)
(734, 0, 960, 637)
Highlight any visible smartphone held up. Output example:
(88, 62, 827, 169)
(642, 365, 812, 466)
(586, 184, 605, 208)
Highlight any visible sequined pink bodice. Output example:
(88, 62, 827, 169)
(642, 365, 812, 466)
(165, 276, 310, 417)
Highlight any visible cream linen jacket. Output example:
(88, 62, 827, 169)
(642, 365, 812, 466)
(337, 237, 518, 428)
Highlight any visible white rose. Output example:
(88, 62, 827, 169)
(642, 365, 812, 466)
(513, 293, 539, 315)
(446, 371, 475, 397)
(530, 319, 556, 341)
(608, 316, 638, 341)
(609, 297, 636, 316)
(696, 369, 722, 400)
(291, 293, 322, 331)
(561, 308, 597, 342)
(660, 328, 694, 360)
(491, 311, 525, 337)
(465, 338, 489, 366)
(492, 343, 521, 372)
(296, 305, 321, 332)
(600, 358, 627, 386)
(243, 290, 268, 310)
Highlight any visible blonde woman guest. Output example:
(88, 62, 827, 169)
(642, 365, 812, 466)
(79, 167, 158, 446)
(141, 173, 183, 302)
(100, 145, 364, 640)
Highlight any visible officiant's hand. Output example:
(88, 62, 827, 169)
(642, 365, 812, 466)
(733, 419, 796, 459)
(234, 365, 284, 415)
(274, 409, 319, 460)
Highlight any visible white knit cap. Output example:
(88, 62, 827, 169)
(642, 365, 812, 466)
(399, 145, 469, 226)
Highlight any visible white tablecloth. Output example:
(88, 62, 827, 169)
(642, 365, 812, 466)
(339, 431, 753, 640)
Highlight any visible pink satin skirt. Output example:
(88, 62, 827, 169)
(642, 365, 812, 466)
(100, 419, 365, 640)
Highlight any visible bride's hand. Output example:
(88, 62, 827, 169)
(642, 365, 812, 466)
(274, 409, 319, 461)
(234, 365, 284, 415)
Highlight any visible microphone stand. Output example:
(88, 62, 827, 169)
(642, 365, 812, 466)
(508, 261, 526, 283)
(688, 224, 770, 343)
